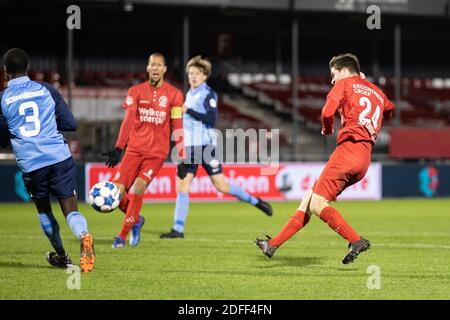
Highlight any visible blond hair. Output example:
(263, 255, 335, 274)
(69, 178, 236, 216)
(186, 55, 212, 78)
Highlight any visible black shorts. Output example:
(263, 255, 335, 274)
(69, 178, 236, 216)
(182, 145, 223, 177)
(22, 157, 77, 200)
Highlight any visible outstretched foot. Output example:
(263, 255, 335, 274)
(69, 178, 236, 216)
(342, 238, 371, 264)
(255, 235, 278, 259)
(255, 198, 273, 216)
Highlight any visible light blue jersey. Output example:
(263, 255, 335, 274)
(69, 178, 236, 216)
(183, 82, 218, 147)
(0, 76, 75, 173)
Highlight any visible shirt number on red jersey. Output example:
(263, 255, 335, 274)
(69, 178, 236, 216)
(359, 97, 380, 129)
(358, 97, 380, 138)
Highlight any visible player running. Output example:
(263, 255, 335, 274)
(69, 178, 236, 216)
(160, 55, 272, 239)
(103, 53, 185, 248)
(256, 53, 395, 264)
(0, 48, 95, 272)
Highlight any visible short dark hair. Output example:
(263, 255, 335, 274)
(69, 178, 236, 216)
(329, 53, 360, 75)
(3, 48, 30, 74)
(149, 52, 166, 65)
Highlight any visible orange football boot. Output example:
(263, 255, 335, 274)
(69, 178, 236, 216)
(80, 233, 95, 273)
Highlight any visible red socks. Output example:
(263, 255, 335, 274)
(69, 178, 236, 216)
(269, 210, 311, 247)
(319, 206, 361, 243)
(119, 193, 144, 240)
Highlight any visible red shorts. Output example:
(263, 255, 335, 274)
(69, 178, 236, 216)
(312, 140, 372, 201)
(112, 150, 165, 190)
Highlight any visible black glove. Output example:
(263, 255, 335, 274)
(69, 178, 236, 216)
(177, 160, 190, 180)
(102, 147, 123, 168)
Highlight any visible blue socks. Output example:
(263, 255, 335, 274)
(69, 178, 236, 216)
(66, 211, 89, 240)
(229, 184, 259, 205)
(38, 212, 65, 255)
(173, 192, 189, 233)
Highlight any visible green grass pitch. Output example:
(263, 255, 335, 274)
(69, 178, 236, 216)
(0, 199, 449, 300)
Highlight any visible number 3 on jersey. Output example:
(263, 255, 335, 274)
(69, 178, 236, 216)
(19, 101, 41, 137)
(358, 96, 380, 130)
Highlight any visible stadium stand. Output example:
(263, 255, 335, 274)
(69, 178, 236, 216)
(2, 63, 449, 161)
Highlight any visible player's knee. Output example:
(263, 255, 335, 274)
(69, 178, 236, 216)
(58, 196, 78, 217)
(177, 181, 191, 193)
(118, 196, 129, 213)
(130, 178, 148, 195)
(309, 194, 328, 217)
(114, 182, 126, 198)
(176, 174, 193, 193)
(213, 180, 229, 193)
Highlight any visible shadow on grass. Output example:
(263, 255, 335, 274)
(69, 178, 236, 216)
(0, 261, 52, 269)
(256, 256, 324, 268)
(332, 267, 359, 272)
(90, 238, 115, 245)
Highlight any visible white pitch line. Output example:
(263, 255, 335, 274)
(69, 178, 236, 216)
(375, 243, 450, 250)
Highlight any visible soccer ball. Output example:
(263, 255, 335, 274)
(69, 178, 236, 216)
(88, 181, 121, 213)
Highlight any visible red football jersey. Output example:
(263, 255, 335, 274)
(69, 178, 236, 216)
(322, 75, 395, 145)
(115, 81, 184, 158)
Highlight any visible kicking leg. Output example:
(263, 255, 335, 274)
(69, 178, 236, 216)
(269, 188, 313, 246)
(255, 188, 313, 258)
(114, 177, 147, 247)
(211, 174, 273, 216)
(114, 182, 128, 214)
(59, 196, 95, 272)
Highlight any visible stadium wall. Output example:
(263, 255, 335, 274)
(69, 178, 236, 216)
(0, 163, 448, 203)
(382, 164, 448, 198)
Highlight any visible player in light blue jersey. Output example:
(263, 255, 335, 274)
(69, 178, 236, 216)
(160, 56, 273, 239)
(0, 48, 95, 272)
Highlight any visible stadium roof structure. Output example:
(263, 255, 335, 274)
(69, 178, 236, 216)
(90, 0, 449, 17)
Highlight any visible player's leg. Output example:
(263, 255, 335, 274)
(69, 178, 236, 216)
(112, 150, 142, 215)
(160, 172, 195, 238)
(35, 197, 65, 254)
(22, 167, 71, 268)
(58, 195, 89, 238)
(256, 188, 314, 257)
(201, 144, 273, 214)
(309, 192, 370, 264)
(115, 182, 128, 213)
(161, 146, 198, 239)
(210, 173, 273, 216)
(111, 151, 142, 247)
(310, 141, 371, 264)
(114, 177, 148, 247)
(35, 197, 73, 267)
(204, 150, 273, 217)
(114, 157, 165, 247)
(309, 192, 360, 243)
(51, 157, 95, 272)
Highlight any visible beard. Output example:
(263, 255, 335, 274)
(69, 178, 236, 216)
(150, 76, 162, 87)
